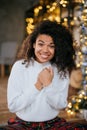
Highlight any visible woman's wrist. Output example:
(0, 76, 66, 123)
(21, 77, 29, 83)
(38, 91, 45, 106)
(35, 80, 43, 91)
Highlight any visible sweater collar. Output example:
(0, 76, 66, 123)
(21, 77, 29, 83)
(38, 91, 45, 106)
(31, 58, 51, 67)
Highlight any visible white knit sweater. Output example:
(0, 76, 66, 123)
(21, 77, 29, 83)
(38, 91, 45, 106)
(7, 59, 69, 122)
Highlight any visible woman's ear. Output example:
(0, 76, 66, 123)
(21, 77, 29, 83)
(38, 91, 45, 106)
(33, 43, 35, 48)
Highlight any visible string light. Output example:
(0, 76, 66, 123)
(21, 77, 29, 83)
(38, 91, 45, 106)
(26, 0, 60, 35)
(26, 0, 85, 34)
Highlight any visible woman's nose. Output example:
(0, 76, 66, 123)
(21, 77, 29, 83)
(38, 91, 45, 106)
(43, 46, 48, 52)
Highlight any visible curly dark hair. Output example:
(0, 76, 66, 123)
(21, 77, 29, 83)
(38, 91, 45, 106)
(16, 20, 76, 76)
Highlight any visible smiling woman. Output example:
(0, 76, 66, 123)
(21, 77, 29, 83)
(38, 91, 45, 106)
(0, 20, 87, 129)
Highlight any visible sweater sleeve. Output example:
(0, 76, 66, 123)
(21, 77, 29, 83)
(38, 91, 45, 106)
(7, 61, 40, 113)
(45, 68, 69, 110)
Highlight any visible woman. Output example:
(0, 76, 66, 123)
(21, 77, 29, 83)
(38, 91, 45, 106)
(1, 20, 87, 129)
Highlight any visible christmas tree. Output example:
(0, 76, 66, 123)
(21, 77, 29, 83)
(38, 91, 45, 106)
(66, 0, 87, 119)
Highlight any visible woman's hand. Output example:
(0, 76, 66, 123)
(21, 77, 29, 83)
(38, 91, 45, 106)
(35, 79, 43, 91)
(38, 67, 54, 87)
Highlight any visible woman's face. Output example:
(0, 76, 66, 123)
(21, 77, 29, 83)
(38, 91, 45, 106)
(33, 34, 55, 63)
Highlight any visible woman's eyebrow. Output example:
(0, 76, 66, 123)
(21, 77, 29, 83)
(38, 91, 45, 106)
(38, 40, 54, 44)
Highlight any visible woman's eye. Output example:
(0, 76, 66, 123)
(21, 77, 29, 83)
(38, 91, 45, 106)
(49, 45, 55, 48)
(38, 43, 43, 46)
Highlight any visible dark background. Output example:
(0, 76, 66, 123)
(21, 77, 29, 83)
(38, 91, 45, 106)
(0, 0, 39, 45)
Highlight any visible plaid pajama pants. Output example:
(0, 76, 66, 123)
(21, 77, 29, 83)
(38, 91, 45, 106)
(0, 116, 87, 130)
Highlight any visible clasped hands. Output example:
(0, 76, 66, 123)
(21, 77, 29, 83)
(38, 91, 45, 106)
(35, 67, 54, 90)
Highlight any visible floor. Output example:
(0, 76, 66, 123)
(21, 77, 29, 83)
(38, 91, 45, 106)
(0, 76, 15, 125)
(0, 76, 87, 125)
